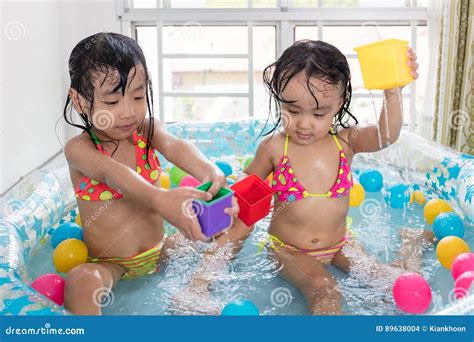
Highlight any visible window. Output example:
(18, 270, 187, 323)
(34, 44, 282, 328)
(136, 24, 276, 121)
(125, 0, 428, 133)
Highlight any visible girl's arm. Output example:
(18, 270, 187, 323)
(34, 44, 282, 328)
(149, 119, 227, 196)
(179, 137, 276, 298)
(65, 136, 211, 241)
(346, 48, 419, 154)
(242, 136, 275, 180)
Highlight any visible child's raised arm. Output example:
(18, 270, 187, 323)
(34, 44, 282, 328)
(346, 48, 419, 154)
(65, 136, 211, 241)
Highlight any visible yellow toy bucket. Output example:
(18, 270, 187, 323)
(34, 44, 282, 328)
(353, 39, 413, 90)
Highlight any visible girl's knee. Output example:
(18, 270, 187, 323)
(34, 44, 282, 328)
(66, 263, 114, 290)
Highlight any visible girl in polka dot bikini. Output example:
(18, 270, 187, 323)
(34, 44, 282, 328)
(62, 32, 238, 315)
(189, 40, 433, 315)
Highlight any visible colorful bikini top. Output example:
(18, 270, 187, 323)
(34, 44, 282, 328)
(75, 130, 161, 201)
(271, 129, 353, 203)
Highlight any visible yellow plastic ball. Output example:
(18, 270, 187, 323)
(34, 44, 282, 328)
(409, 190, 426, 205)
(349, 182, 365, 207)
(74, 213, 81, 227)
(160, 172, 171, 189)
(423, 198, 453, 225)
(436, 236, 471, 269)
(53, 238, 88, 273)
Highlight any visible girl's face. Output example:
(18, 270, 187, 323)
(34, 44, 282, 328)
(280, 71, 344, 146)
(71, 64, 148, 141)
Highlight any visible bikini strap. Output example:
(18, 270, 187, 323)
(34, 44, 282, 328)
(330, 128, 343, 151)
(284, 134, 290, 155)
(87, 129, 107, 154)
(87, 129, 101, 147)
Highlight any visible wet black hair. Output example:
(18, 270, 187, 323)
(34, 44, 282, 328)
(261, 39, 357, 137)
(63, 32, 154, 160)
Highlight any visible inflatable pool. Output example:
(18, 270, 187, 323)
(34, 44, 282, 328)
(1, 119, 472, 315)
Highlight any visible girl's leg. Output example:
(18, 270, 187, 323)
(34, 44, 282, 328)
(331, 229, 434, 279)
(271, 247, 342, 315)
(64, 262, 125, 315)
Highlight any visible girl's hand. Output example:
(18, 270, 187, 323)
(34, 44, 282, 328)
(385, 47, 419, 95)
(156, 187, 212, 242)
(224, 196, 239, 218)
(202, 170, 227, 196)
(203, 171, 240, 220)
(406, 47, 419, 80)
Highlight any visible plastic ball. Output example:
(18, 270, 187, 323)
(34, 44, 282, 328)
(432, 212, 465, 240)
(52, 222, 83, 249)
(436, 236, 471, 269)
(243, 157, 253, 170)
(169, 166, 188, 185)
(409, 190, 426, 205)
(423, 198, 453, 225)
(359, 169, 383, 192)
(454, 271, 474, 299)
(31, 273, 65, 306)
(392, 272, 432, 314)
(215, 161, 233, 177)
(451, 253, 474, 280)
(159, 172, 170, 189)
(384, 184, 409, 209)
(74, 213, 81, 227)
(349, 182, 365, 207)
(179, 175, 201, 188)
(53, 238, 88, 273)
(221, 299, 259, 316)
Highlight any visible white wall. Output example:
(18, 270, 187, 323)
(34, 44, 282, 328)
(0, 0, 121, 194)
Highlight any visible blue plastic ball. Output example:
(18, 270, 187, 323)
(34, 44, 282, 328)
(359, 169, 383, 192)
(384, 184, 409, 209)
(52, 222, 83, 249)
(433, 212, 465, 240)
(221, 299, 259, 316)
(215, 161, 233, 177)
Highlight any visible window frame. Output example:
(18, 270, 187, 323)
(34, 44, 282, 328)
(118, 0, 427, 132)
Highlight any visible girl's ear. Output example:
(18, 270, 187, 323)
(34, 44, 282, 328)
(69, 88, 88, 114)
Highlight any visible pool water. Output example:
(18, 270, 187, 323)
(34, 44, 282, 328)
(26, 156, 474, 315)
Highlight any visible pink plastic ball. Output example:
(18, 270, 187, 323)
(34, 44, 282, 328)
(31, 273, 65, 306)
(392, 272, 432, 314)
(179, 175, 201, 188)
(451, 253, 474, 280)
(454, 271, 474, 299)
